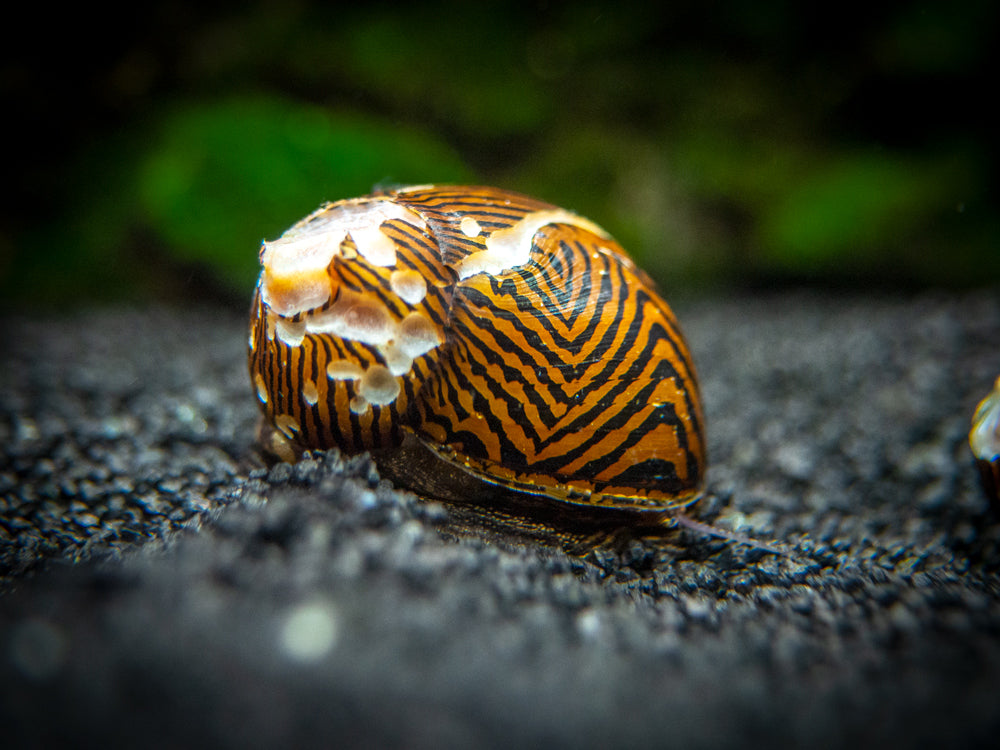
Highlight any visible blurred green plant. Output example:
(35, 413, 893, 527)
(138, 97, 472, 290)
(4, 96, 472, 306)
(3, 1, 997, 308)
(761, 153, 962, 267)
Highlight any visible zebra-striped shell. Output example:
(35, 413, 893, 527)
(248, 185, 705, 519)
(971, 376, 1000, 508)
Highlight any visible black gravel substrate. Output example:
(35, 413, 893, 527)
(2, 290, 999, 749)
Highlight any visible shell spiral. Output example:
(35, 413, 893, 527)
(249, 185, 705, 512)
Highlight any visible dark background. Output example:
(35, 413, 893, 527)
(3, 4, 1000, 747)
(3, 0, 998, 309)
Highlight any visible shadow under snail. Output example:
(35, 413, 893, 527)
(248, 185, 755, 548)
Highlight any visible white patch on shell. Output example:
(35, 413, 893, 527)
(348, 224, 398, 267)
(326, 360, 364, 380)
(306, 296, 394, 346)
(274, 413, 300, 438)
(357, 364, 400, 407)
(305, 294, 443, 380)
(379, 342, 414, 377)
(454, 209, 610, 280)
(397, 312, 441, 358)
(340, 303, 394, 345)
(460, 216, 482, 237)
(275, 317, 307, 347)
(258, 198, 426, 316)
(254, 372, 268, 404)
(375, 312, 442, 377)
(301, 380, 319, 406)
(389, 269, 428, 305)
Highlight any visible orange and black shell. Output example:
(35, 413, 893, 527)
(248, 185, 705, 522)
(971, 375, 1000, 508)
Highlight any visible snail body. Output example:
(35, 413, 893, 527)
(249, 185, 705, 528)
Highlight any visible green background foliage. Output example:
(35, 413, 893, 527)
(2, 1, 997, 308)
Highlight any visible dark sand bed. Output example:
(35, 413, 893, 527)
(2, 290, 999, 748)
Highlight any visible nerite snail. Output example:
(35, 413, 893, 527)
(248, 185, 709, 541)
(971, 376, 1000, 509)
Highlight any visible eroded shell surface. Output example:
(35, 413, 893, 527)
(248, 185, 705, 517)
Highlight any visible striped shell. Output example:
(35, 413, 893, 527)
(248, 185, 705, 521)
(971, 376, 1000, 508)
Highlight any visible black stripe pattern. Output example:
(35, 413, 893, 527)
(249, 185, 705, 510)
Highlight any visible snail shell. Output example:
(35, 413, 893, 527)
(248, 185, 705, 524)
(971, 376, 1000, 508)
